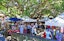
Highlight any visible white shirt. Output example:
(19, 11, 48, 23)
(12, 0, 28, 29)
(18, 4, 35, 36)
(31, 26, 37, 34)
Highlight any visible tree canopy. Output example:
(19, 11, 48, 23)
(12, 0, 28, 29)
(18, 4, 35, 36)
(0, 0, 64, 18)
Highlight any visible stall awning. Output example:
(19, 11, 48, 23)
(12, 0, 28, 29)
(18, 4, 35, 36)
(9, 18, 23, 22)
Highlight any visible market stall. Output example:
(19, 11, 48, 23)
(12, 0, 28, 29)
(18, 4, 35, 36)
(45, 13, 64, 33)
(6, 17, 23, 34)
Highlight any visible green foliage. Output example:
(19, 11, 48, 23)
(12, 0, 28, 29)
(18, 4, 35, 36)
(0, 0, 64, 18)
(41, 9, 51, 15)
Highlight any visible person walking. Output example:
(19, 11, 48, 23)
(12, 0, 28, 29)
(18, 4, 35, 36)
(27, 23, 31, 34)
(56, 31, 63, 41)
(45, 29, 52, 39)
(62, 33, 64, 41)
(31, 23, 37, 35)
(19, 24, 24, 34)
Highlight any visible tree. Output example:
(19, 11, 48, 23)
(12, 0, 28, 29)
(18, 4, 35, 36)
(0, 0, 64, 18)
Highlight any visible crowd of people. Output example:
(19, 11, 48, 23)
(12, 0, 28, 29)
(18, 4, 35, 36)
(3, 21, 64, 41)
(0, 15, 64, 41)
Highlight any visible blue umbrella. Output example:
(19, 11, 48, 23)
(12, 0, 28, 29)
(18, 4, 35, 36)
(9, 18, 22, 22)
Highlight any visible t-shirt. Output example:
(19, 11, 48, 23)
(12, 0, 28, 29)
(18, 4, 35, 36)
(46, 30, 52, 39)
(27, 25, 31, 29)
(20, 25, 24, 34)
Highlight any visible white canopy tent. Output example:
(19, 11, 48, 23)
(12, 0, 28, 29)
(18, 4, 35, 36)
(22, 16, 37, 22)
(45, 12, 64, 33)
(57, 12, 64, 20)
(39, 17, 50, 22)
(45, 17, 64, 27)
(23, 19, 37, 22)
